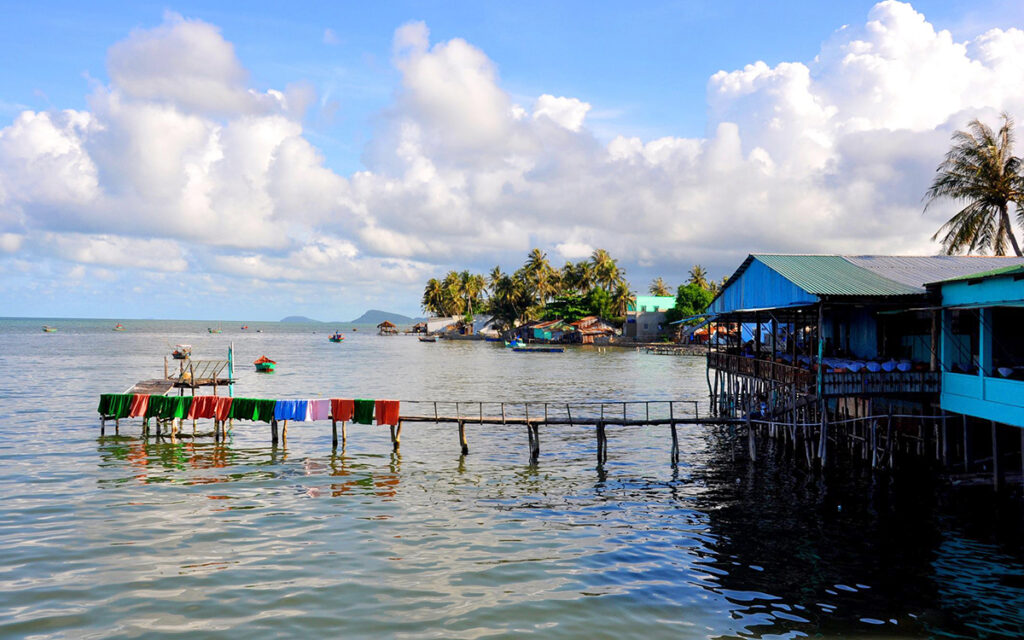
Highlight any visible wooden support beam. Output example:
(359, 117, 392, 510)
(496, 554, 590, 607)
(459, 420, 469, 455)
(271, 418, 279, 445)
(331, 418, 338, 449)
(991, 420, 1000, 491)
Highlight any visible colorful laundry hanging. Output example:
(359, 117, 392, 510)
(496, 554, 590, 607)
(128, 394, 149, 418)
(353, 399, 375, 424)
(187, 396, 219, 420)
(274, 399, 308, 421)
(145, 395, 192, 419)
(375, 400, 400, 426)
(330, 398, 355, 422)
(212, 396, 233, 421)
(307, 399, 330, 421)
(97, 393, 132, 419)
(228, 397, 276, 423)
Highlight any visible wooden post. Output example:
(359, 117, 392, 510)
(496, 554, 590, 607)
(870, 419, 877, 469)
(991, 420, 1000, 491)
(459, 420, 469, 455)
(670, 422, 679, 463)
(819, 407, 828, 468)
(332, 418, 338, 449)
(596, 422, 606, 464)
(531, 424, 539, 463)
(393, 421, 402, 452)
(747, 412, 756, 462)
(271, 418, 279, 445)
(100, 416, 106, 436)
(342, 422, 347, 445)
(963, 414, 970, 472)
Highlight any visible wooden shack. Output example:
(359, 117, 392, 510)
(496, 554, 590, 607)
(377, 320, 398, 335)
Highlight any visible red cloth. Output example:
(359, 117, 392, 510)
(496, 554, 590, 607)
(187, 396, 215, 419)
(212, 397, 233, 421)
(331, 399, 355, 421)
(375, 400, 400, 426)
(128, 394, 149, 418)
(185, 396, 233, 420)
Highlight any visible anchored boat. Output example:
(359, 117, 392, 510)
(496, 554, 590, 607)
(113, 323, 125, 331)
(254, 355, 276, 372)
(328, 332, 345, 343)
(418, 336, 436, 343)
(512, 346, 564, 353)
(42, 325, 57, 333)
(171, 344, 192, 360)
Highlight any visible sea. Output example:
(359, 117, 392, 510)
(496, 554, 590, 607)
(1, 317, 1023, 639)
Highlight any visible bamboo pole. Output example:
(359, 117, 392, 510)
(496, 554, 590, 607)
(332, 418, 338, 449)
(459, 420, 469, 455)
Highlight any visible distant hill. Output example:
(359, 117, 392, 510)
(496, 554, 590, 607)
(279, 315, 321, 323)
(347, 309, 425, 325)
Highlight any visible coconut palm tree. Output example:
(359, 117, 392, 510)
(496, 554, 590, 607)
(591, 249, 621, 292)
(688, 265, 709, 290)
(421, 278, 445, 316)
(649, 277, 671, 296)
(927, 113, 1024, 256)
(488, 266, 504, 293)
(612, 282, 634, 317)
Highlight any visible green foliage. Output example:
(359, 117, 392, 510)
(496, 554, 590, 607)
(541, 295, 590, 323)
(665, 283, 713, 325)
(927, 112, 1024, 256)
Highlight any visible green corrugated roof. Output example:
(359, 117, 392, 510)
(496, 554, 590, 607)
(932, 264, 1024, 284)
(754, 254, 922, 296)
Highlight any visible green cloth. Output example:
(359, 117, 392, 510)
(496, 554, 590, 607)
(228, 398, 277, 423)
(145, 395, 192, 419)
(97, 393, 132, 419)
(354, 399, 375, 425)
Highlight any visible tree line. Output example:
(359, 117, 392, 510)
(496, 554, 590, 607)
(422, 249, 725, 331)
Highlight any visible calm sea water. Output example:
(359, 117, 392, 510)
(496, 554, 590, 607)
(1, 317, 1023, 638)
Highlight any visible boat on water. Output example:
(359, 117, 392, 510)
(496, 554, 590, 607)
(254, 355, 276, 372)
(172, 344, 192, 359)
(329, 332, 345, 343)
(504, 337, 526, 348)
(42, 325, 57, 333)
(512, 346, 564, 353)
(256, 329, 264, 333)
(113, 323, 125, 331)
(241, 325, 249, 330)
(208, 327, 222, 334)
(418, 336, 436, 343)
(484, 337, 502, 342)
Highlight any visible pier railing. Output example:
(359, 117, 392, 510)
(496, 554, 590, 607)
(708, 352, 940, 396)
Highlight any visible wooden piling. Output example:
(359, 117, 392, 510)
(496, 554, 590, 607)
(459, 420, 469, 455)
(331, 418, 338, 449)
(747, 413, 756, 462)
(391, 422, 401, 452)
(271, 418, 279, 445)
(531, 424, 540, 463)
(991, 420, 1000, 491)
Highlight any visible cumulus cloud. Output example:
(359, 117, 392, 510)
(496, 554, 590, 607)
(3, 1, 1024, 318)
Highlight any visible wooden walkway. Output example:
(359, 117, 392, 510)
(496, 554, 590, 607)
(124, 379, 175, 395)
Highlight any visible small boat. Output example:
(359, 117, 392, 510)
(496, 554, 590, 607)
(208, 327, 222, 334)
(113, 323, 125, 331)
(241, 325, 249, 330)
(42, 325, 57, 333)
(328, 331, 345, 343)
(256, 329, 264, 333)
(172, 344, 192, 360)
(512, 346, 564, 353)
(504, 337, 526, 348)
(254, 355, 276, 372)
(484, 337, 502, 342)
(418, 336, 436, 343)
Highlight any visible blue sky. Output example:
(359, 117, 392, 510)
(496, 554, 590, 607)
(1, 1, 1023, 319)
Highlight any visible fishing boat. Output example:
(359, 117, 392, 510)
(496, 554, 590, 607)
(418, 336, 436, 343)
(512, 346, 564, 353)
(254, 355, 276, 372)
(241, 325, 248, 330)
(328, 331, 345, 343)
(42, 325, 57, 333)
(113, 323, 125, 331)
(208, 327, 222, 334)
(171, 344, 192, 360)
(504, 337, 526, 348)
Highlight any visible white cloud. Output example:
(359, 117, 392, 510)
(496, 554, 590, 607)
(533, 95, 591, 132)
(323, 28, 340, 46)
(4, 2, 1024, 315)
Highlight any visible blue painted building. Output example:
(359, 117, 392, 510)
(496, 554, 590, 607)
(933, 265, 1024, 428)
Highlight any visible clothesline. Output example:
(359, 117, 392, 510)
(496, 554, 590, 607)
(97, 394, 401, 426)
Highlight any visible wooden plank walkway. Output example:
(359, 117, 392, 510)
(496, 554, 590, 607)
(124, 379, 175, 395)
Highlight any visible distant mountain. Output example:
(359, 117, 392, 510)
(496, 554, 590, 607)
(347, 309, 425, 325)
(280, 315, 321, 323)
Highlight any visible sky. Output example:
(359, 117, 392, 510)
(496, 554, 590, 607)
(2, 1, 1024, 320)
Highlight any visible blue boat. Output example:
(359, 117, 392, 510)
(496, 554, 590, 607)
(512, 346, 564, 353)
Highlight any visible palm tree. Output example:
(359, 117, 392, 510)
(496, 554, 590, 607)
(591, 249, 620, 292)
(688, 265, 709, 290)
(927, 113, 1024, 256)
(488, 266, 504, 294)
(612, 282, 634, 317)
(649, 277, 671, 296)
(421, 278, 445, 316)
